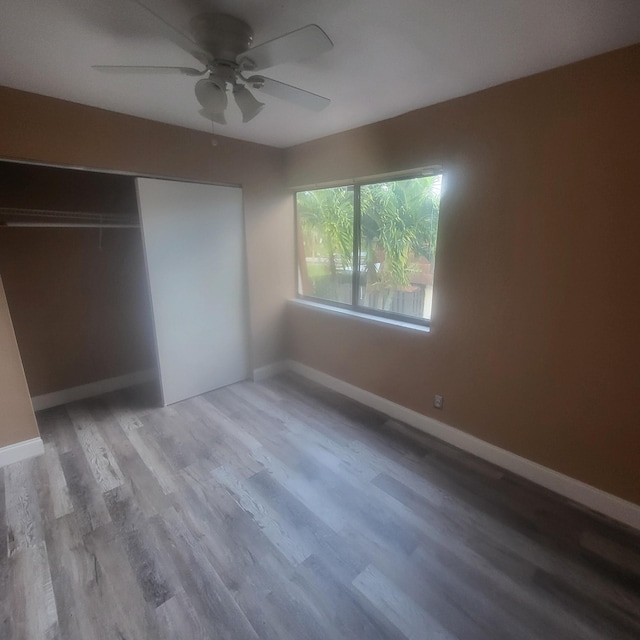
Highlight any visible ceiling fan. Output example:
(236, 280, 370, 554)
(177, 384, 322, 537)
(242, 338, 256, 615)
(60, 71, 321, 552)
(93, 2, 333, 125)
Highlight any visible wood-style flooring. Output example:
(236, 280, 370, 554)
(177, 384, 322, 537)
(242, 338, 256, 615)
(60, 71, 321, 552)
(1, 373, 639, 639)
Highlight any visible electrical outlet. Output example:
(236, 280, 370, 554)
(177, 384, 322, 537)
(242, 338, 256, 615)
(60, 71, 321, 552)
(433, 394, 444, 409)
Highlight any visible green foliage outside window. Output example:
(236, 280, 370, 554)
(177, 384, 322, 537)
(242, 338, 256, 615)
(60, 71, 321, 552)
(297, 174, 441, 321)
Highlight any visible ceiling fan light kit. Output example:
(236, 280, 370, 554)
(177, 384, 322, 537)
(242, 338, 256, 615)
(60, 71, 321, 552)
(93, 6, 333, 126)
(195, 77, 228, 124)
(233, 85, 265, 123)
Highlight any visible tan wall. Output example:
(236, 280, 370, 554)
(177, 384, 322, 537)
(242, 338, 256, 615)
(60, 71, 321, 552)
(284, 45, 640, 505)
(0, 87, 293, 379)
(0, 276, 39, 447)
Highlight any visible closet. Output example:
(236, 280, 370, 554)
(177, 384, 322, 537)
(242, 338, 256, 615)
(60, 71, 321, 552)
(0, 160, 248, 411)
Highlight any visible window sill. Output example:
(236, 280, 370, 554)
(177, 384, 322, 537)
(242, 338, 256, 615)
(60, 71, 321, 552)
(288, 298, 431, 334)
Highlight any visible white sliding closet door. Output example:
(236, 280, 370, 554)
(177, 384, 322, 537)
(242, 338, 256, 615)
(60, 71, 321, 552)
(136, 178, 248, 405)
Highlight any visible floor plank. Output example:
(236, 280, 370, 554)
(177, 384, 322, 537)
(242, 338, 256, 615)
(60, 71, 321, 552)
(353, 563, 455, 640)
(1, 374, 638, 639)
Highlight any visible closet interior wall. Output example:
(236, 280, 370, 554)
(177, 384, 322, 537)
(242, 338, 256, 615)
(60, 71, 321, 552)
(0, 161, 156, 397)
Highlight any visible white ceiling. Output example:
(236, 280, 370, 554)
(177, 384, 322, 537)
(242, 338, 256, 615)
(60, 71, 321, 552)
(1, 0, 639, 148)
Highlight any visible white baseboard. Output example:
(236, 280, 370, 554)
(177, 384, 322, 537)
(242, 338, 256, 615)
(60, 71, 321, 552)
(0, 437, 44, 468)
(286, 360, 640, 531)
(31, 369, 158, 411)
(253, 361, 288, 382)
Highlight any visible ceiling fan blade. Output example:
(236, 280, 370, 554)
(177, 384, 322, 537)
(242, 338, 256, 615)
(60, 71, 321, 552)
(127, 0, 211, 64)
(93, 65, 205, 76)
(249, 76, 330, 111)
(237, 24, 333, 71)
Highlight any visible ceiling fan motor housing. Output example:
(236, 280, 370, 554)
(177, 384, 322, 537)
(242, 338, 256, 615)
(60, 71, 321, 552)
(190, 13, 253, 63)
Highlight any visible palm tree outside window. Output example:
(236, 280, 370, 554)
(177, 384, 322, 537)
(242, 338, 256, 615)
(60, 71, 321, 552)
(296, 173, 442, 324)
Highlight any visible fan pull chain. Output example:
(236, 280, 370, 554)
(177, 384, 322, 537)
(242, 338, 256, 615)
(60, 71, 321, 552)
(211, 120, 218, 147)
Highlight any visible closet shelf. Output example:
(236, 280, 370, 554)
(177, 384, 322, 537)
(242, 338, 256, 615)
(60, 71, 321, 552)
(0, 206, 140, 229)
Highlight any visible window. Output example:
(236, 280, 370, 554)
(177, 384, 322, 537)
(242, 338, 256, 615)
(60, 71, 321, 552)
(296, 173, 442, 324)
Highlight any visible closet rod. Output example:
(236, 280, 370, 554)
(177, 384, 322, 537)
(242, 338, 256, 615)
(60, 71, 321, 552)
(2, 222, 140, 229)
(0, 206, 135, 219)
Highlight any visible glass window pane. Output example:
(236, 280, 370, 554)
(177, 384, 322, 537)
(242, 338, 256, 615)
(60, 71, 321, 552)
(358, 175, 441, 320)
(296, 186, 354, 305)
